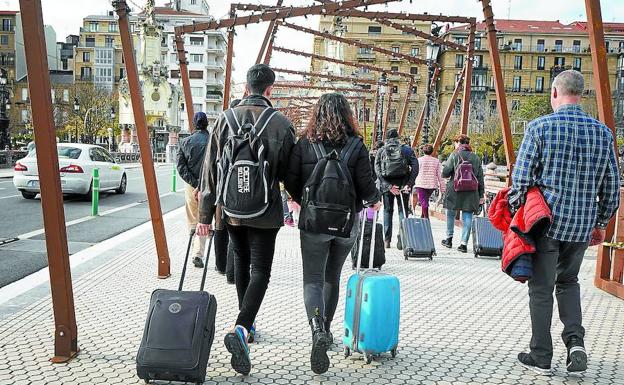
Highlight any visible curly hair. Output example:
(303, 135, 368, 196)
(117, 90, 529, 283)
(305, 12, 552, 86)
(305, 93, 359, 144)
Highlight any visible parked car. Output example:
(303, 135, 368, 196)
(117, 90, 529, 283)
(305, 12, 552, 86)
(13, 143, 127, 200)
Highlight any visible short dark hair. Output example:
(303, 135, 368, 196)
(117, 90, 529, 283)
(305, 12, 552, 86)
(422, 144, 434, 155)
(246, 64, 275, 95)
(453, 134, 470, 145)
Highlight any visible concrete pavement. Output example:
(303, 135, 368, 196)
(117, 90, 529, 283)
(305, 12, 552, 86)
(0, 210, 622, 384)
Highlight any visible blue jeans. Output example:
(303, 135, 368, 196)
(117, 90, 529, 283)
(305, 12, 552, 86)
(446, 209, 473, 245)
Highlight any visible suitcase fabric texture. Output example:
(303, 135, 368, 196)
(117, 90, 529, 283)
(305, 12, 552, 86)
(136, 232, 217, 384)
(351, 219, 385, 269)
(343, 212, 400, 363)
(397, 199, 435, 260)
(472, 216, 503, 259)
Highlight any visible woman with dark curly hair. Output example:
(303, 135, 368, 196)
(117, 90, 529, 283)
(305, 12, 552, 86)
(285, 93, 381, 374)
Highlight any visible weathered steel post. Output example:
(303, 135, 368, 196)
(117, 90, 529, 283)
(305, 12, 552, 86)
(460, 23, 476, 135)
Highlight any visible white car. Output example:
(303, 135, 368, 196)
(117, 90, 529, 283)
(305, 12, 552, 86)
(13, 143, 127, 200)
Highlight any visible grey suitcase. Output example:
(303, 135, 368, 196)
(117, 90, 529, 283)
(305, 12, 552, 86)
(472, 216, 503, 259)
(397, 198, 435, 260)
(136, 231, 217, 384)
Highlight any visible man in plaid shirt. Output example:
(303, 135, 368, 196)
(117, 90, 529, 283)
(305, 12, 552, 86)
(509, 70, 620, 376)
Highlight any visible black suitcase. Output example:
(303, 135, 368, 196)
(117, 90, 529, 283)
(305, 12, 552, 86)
(136, 231, 217, 384)
(352, 219, 385, 269)
(397, 198, 435, 260)
(472, 216, 503, 259)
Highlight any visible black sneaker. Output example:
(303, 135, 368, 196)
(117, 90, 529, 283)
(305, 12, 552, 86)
(517, 352, 553, 376)
(457, 244, 467, 253)
(192, 256, 204, 268)
(224, 325, 251, 376)
(441, 237, 452, 249)
(566, 337, 587, 373)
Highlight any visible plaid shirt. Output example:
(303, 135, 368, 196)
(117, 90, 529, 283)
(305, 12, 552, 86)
(508, 104, 620, 242)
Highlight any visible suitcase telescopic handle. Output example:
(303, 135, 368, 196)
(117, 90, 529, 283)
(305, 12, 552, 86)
(398, 192, 410, 220)
(356, 209, 379, 274)
(178, 228, 214, 292)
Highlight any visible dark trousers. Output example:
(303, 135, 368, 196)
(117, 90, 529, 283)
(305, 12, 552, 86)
(226, 224, 280, 331)
(382, 192, 410, 242)
(225, 241, 235, 283)
(528, 235, 588, 366)
(300, 221, 358, 331)
(213, 229, 228, 273)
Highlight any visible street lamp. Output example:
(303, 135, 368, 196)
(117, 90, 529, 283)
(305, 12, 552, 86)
(423, 41, 440, 145)
(375, 72, 388, 146)
(73, 97, 80, 143)
(0, 68, 11, 150)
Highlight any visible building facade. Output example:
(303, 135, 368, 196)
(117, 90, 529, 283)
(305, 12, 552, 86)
(438, 19, 624, 133)
(56, 35, 79, 71)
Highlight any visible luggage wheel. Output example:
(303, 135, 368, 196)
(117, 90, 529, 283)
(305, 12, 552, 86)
(364, 354, 373, 364)
(428, 256, 433, 261)
(391, 348, 397, 358)
(144, 380, 150, 384)
(343, 346, 351, 358)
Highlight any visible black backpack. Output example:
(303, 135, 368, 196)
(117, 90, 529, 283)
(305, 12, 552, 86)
(378, 139, 409, 179)
(217, 107, 278, 219)
(299, 137, 359, 238)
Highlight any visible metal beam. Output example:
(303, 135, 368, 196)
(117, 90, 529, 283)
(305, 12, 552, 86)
(256, 0, 283, 64)
(480, 0, 514, 181)
(460, 23, 476, 135)
(382, 89, 393, 140)
(175, 0, 397, 34)
(273, 83, 375, 93)
(278, 21, 433, 66)
(398, 78, 415, 136)
(175, 34, 195, 132)
(223, 5, 236, 109)
(19, 0, 78, 363)
(114, 0, 170, 278)
(272, 67, 377, 84)
(272, 95, 366, 101)
(432, 67, 465, 157)
(411, 66, 439, 147)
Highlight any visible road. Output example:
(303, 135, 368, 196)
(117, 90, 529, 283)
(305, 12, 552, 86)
(0, 164, 186, 288)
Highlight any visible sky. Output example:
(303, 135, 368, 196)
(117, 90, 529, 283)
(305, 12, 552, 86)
(3, 0, 624, 86)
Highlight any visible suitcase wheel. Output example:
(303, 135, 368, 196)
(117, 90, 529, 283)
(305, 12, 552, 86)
(428, 256, 433, 261)
(364, 354, 373, 364)
(474, 253, 478, 258)
(144, 380, 150, 384)
(343, 346, 351, 358)
(404, 256, 408, 260)
(391, 348, 397, 358)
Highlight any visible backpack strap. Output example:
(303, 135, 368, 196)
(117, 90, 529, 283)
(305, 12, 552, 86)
(223, 109, 240, 136)
(339, 136, 359, 164)
(254, 107, 278, 136)
(312, 141, 327, 161)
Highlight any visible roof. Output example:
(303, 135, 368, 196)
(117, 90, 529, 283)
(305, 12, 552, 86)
(570, 21, 624, 34)
(17, 70, 74, 85)
(448, 19, 584, 35)
(0, 11, 18, 16)
(139, 7, 204, 17)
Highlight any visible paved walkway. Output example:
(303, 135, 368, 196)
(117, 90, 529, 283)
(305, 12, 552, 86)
(0, 208, 622, 384)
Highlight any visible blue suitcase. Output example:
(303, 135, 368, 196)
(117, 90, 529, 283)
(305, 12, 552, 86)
(343, 211, 400, 363)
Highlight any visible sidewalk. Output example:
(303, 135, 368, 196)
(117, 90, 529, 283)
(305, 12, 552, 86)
(0, 167, 13, 178)
(0, 209, 622, 384)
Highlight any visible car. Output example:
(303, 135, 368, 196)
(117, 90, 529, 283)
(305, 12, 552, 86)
(13, 143, 127, 200)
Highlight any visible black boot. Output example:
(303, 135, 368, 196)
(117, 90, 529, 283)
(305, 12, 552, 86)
(441, 237, 452, 249)
(324, 320, 334, 346)
(310, 315, 330, 374)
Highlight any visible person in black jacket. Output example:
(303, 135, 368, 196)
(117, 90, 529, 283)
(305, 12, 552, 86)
(177, 111, 210, 268)
(375, 128, 418, 248)
(285, 93, 381, 375)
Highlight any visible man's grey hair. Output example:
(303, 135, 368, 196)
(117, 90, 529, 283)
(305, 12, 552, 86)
(552, 70, 584, 96)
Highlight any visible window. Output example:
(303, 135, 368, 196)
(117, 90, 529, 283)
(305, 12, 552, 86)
(368, 26, 382, 35)
(189, 70, 204, 79)
(21, 88, 28, 101)
(191, 87, 203, 97)
(513, 38, 522, 51)
(554, 57, 565, 66)
(190, 54, 204, 63)
(94, 67, 113, 84)
(474, 37, 482, 50)
(453, 99, 462, 115)
(474, 55, 483, 68)
(573, 40, 581, 53)
(119, 68, 124, 80)
(573, 57, 582, 71)
(536, 77, 544, 93)
(455, 37, 465, 45)
(50, 89, 56, 102)
(391, 85, 398, 93)
(472, 73, 485, 88)
(63, 89, 69, 102)
(511, 100, 520, 111)
(89, 22, 98, 32)
(455, 54, 464, 68)
(512, 76, 521, 92)
(85, 37, 95, 47)
(537, 56, 545, 70)
(80, 67, 92, 80)
(390, 65, 399, 72)
(0, 35, 8, 45)
(193, 103, 203, 112)
(388, 109, 397, 123)
(410, 86, 417, 93)
(105, 36, 114, 48)
(514, 55, 523, 70)
(358, 47, 372, 54)
(83, 51, 90, 62)
(191, 0, 197, 4)
(391, 46, 400, 54)
(410, 46, 419, 56)
(410, 67, 418, 75)
(109, 22, 118, 32)
(358, 107, 371, 121)
(537, 39, 545, 52)
(95, 49, 113, 65)
(190, 36, 204, 46)
(489, 99, 497, 114)
(2, 19, 11, 31)
(361, 67, 370, 74)
(407, 109, 415, 120)
(21, 109, 29, 123)
(554, 40, 563, 52)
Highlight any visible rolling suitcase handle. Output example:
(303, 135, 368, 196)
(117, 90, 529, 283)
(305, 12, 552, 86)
(355, 209, 379, 274)
(398, 192, 410, 220)
(178, 228, 215, 292)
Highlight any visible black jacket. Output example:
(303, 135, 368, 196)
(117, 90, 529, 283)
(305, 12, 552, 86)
(198, 95, 295, 228)
(176, 129, 210, 189)
(374, 138, 419, 193)
(284, 136, 381, 213)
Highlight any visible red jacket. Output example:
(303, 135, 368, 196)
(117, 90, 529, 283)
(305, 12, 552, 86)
(488, 187, 552, 279)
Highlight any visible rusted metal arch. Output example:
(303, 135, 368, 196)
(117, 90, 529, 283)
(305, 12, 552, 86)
(411, 66, 440, 148)
(273, 83, 375, 94)
(256, 0, 283, 65)
(272, 95, 366, 101)
(432, 66, 466, 156)
(273, 67, 378, 85)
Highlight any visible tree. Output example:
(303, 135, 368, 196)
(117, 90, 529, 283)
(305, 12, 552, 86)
(513, 95, 551, 122)
(68, 83, 117, 143)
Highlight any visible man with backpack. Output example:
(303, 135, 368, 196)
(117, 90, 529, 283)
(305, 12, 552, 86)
(375, 128, 418, 248)
(196, 64, 295, 376)
(441, 134, 485, 253)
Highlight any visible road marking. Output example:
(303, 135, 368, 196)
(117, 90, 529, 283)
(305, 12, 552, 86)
(17, 188, 185, 239)
(0, 194, 20, 200)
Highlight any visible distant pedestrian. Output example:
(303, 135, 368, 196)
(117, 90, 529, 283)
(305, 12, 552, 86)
(509, 70, 620, 376)
(285, 92, 381, 374)
(375, 128, 418, 248)
(441, 134, 485, 253)
(196, 64, 295, 376)
(414, 144, 445, 218)
(176, 111, 210, 268)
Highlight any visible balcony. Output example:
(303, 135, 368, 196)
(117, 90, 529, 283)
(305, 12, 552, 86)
(499, 44, 590, 54)
(206, 45, 226, 54)
(205, 92, 223, 102)
(389, 56, 403, 62)
(356, 53, 376, 61)
(205, 111, 220, 119)
(0, 25, 14, 32)
(205, 62, 225, 72)
(206, 79, 224, 88)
